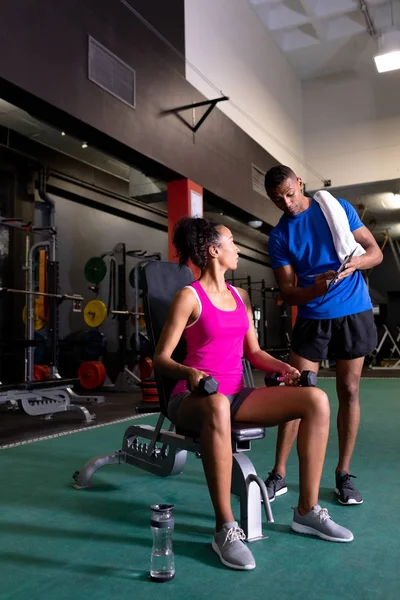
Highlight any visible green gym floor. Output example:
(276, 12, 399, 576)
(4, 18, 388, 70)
(1, 377, 399, 600)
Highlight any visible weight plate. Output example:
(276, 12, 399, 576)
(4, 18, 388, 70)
(129, 305, 146, 329)
(22, 300, 48, 331)
(34, 364, 51, 381)
(82, 330, 107, 359)
(83, 300, 108, 328)
(78, 360, 107, 390)
(84, 257, 107, 284)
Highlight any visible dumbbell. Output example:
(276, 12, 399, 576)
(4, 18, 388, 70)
(188, 375, 219, 396)
(264, 370, 317, 387)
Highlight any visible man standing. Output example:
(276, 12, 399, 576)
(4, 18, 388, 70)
(264, 165, 383, 505)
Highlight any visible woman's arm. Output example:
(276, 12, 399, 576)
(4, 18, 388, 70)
(238, 288, 299, 378)
(153, 288, 208, 389)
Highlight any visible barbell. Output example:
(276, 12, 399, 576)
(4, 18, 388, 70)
(83, 299, 145, 328)
(0, 287, 83, 311)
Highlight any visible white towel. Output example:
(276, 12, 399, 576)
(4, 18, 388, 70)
(313, 190, 365, 262)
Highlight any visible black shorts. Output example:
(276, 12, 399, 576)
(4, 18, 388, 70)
(291, 309, 377, 362)
(167, 387, 255, 426)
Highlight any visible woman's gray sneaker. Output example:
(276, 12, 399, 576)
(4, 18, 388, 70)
(212, 522, 256, 570)
(291, 505, 354, 542)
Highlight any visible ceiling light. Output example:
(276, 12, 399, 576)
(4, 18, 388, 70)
(381, 193, 400, 209)
(81, 142, 88, 149)
(61, 131, 66, 136)
(248, 220, 262, 228)
(374, 30, 400, 73)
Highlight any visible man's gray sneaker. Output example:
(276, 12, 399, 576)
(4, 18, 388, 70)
(335, 471, 363, 505)
(291, 505, 354, 542)
(264, 470, 288, 502)
(212, 522, 256, 570)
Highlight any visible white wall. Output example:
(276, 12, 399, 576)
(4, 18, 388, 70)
(303, 71, 400, 190)
(184, 0, 304, 174)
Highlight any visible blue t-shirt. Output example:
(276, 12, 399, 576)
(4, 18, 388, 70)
(268, 198, 372, 319)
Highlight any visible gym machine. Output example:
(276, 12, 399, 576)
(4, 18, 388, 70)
(73, 261, 275, 542)
(83, 245, 161, 396)
(227, 275, 291, 357)
(0, 181, 103, 423)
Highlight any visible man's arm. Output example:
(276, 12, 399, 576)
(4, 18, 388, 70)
(273, 264, 336, 306)
(337, 226, 383, 280)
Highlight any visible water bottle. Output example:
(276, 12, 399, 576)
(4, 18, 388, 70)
(150, 504, 175, 582)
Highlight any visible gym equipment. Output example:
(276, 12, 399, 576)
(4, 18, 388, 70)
(227, 275, 289, 351)
(188, 376, 219, 396)
(78, 361, 107, 390)
(139, 357, 154, 380)
(369, 324, 400, 369)
(73, 261, 274, 542)
(2, 286, 83, 311)
(59, 330, 107, 369)
(140, 379, 159, 403)
(83, 297, 145, 327)
(265, 370, 317, 387)
(34, 364, 51, 381)
(0, 379, 97, 422)
(130, 332, 152, 354)
(84, 256, 107, 284)
(83, 300, 108, 328)
(22, 300, 48, 331)
(0, 182, 103, 422)
(34, 332, 46, 364)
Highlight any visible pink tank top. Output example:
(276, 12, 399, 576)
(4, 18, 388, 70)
(171, 280, 249, 397)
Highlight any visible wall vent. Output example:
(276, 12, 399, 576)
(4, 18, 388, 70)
(88, 36, 136, 109)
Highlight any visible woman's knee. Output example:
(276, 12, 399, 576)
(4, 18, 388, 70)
(202, 393, 231, 429)
(303, 387, 330, 420)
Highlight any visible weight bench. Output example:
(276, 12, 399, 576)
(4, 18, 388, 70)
(73, 261, 274, 541)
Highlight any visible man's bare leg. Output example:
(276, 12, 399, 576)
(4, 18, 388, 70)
(273, 351, 320, 477)
(335, 357, 364, 474)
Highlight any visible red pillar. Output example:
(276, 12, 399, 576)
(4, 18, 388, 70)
(168, 179, 203, 278)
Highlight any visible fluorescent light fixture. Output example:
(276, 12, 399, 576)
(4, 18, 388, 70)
(375, 50, 400, 73)
(381, 193, 400, 209)
(375, 30, 400, 73)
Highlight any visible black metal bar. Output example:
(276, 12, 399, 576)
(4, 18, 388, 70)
(47, 261, 59, 369)
(247, 276, 252, 303)
(161, 96, 229, 133)
(261, 279, 266, 350)
(162, 96, 229, 114)
(192, 101, 218, 133)
(115, 243, 127, 370)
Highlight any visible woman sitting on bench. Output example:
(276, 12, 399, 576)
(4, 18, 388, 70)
(154, 217, 353, 571)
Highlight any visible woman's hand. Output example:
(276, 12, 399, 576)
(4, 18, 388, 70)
(187, 368, 210, 393)
(280, 364, 301, 386)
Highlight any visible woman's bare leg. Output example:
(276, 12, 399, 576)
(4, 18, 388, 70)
(176, 392, 234, 530)
(234, 386, 330, 514)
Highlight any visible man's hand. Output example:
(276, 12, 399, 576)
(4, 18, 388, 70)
(313, 271, 337, 297)
(336, 256, 362, 280)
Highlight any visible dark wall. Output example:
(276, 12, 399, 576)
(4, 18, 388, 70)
(0, 0, 278, 225)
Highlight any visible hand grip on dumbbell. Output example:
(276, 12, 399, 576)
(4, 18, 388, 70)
(188, 375, 219, 396)
(264, 370, 317, 387)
